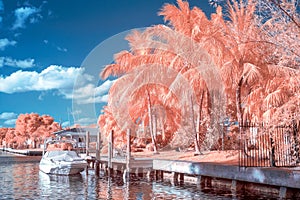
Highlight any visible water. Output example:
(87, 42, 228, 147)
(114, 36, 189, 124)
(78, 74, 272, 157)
(0, 151, 278, 200)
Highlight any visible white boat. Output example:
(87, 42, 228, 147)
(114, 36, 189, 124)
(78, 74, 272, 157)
(39, 138, 87, 175)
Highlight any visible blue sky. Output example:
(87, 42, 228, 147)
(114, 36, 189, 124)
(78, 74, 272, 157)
(0, 0, 213, 128)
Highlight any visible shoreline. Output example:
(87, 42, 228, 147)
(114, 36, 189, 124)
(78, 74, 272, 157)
(2, 147, 300, 198)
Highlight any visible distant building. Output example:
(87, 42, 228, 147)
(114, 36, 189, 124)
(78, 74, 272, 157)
(53, 127, 99, 148)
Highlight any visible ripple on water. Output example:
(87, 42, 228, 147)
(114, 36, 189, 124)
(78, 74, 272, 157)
(0, 158, 281, 199)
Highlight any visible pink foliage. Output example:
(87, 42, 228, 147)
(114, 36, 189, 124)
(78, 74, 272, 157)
(1, 113, 61, 149)
(98, 0, 299, 151)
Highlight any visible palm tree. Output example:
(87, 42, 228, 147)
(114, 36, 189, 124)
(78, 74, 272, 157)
(99, 0, 299, 152)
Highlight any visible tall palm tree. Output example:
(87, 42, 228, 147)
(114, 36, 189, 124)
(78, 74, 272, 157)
(99, 0, 299, 151)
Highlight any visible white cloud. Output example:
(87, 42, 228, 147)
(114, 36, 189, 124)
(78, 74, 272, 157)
(29, 13, 42, 24)
(4, 119, 17, 126)
(71, 80, 115, 104)
(0, 65, 114, 105)
(43, 39, 68, 52)
(0, 65, 83, 94)
(0, 38, 17, 50)
(0, 57, 35, 68)
(0, 112, 17, 120)
(57, 46, 67, 52)
(12, 6, 40, 30)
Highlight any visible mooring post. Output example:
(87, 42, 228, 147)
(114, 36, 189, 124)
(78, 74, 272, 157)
(86, 131, 90, 157)
(126, 129, 131, 170)
(155, 170, 160, 181)
(172, 172, 179, 185)
(155, 170, 164, 181)
(95, 130, 101, 176)
(147, 170, 155, 181)
(85, 131, 90, 157)
(108, 130, 113, 176)
(85, 131, 90, 175)
(124, 129, 131, 182)
(137, 168, 144, 178)
(160, 170, 164, 181)
(179, 173, 184, 184)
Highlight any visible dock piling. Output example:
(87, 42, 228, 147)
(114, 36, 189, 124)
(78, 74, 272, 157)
(124, 129, 131, 181)
(86, 131, 90, 157)
(95, 130, 101, 176)
(108, 130, 114, 176)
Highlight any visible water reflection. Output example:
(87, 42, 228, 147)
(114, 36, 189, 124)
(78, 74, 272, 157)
(0, 155, 282, 199)
(39, 172, 85, 198)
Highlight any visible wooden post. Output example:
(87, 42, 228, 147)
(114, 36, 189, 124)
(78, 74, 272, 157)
(137, 168, 144, 178)
(95, 130, 101, 176)
(172, 172, 179, 185)
(86, 131, 90, 157)
(160, 170, 164, 181)
(85, 131, 90, 175)
(124, 129, 131, 182)
(231, 180, 244, 193)
(126, 129, 131, 171)
(279, 187, 287, 199)
(179, 173, 184, 185)
(155, 170, 160, 181)
(108, 130, 113, 176)
(147, 170, 154, 181)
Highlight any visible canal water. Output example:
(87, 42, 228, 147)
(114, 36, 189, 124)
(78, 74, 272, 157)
(0, 151, 277, 200)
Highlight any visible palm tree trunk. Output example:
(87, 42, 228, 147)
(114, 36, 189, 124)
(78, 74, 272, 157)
(236, 76, 244, 126)
(147, 90, 158, 154)
(160, 118, 166, 142)
(196, 90, 205, 152)
(190, 95, 201, 155)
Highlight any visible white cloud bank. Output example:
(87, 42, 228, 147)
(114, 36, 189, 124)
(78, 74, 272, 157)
(0, 112, 17, 120)
(0, 65, 114, 104)
(3, 119, 17, 126)
(0, 57, 35, 68)
(0, 65, 83, 93)
(0, 38, 17, 50)
(0, 112, 18, 126)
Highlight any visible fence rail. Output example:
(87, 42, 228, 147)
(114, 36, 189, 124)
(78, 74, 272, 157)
(239, 121, 300, 167)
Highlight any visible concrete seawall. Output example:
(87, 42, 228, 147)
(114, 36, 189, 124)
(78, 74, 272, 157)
(153, 159, 300, 189)
(153, 159, 300, 198)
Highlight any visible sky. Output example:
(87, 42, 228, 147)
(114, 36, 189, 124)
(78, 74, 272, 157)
(0, 0, 214, 128)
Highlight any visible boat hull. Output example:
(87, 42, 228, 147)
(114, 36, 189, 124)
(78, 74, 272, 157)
(39, 160, 87, 175)
(39, 150, 87, 175)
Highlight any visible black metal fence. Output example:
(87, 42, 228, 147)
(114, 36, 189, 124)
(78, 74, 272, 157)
(239, 121, 300, 167)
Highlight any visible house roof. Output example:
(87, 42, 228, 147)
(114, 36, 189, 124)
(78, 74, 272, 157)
(53, 127, 99, 136)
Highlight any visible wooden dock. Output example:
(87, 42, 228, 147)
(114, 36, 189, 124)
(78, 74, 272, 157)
(1, 147, 43, 156)
(82, 128, 300, 199)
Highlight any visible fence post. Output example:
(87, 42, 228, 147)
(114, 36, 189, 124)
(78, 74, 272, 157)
(293, 120, 300, 164)
(270, 137, 275, 167)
